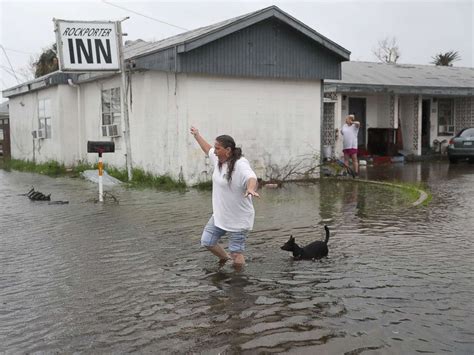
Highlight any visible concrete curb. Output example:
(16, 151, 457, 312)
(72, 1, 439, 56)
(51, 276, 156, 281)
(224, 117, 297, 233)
(328, 177, 430, 207)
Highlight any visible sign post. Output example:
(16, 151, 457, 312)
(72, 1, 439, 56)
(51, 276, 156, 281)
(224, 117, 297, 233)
(87, 141, 115, 202)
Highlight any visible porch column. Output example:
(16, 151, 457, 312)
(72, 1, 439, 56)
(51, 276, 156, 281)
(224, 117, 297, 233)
(390, 94, 399, 147)
(335, 93, 344, 157)
(413, 95, 422, 156)
(393, 94, 399, 129)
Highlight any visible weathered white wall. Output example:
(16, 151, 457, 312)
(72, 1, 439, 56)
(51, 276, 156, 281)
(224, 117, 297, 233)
(182, 74, 322, 183)
(56, 85, 80, 164)
(125, 72, 321, 183)
(9, 85, 81, 165)
(10, 71, 322, 184)
(9, 94, 37, 161)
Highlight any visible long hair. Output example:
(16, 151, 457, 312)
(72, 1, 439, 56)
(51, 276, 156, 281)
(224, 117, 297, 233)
(216, 135, 242, 182)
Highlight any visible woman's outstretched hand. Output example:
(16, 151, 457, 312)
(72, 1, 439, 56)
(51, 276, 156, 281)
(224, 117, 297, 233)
(190, 126, 212, 154)
(190, 126, 199, 137)
(245, 189, 260, 198)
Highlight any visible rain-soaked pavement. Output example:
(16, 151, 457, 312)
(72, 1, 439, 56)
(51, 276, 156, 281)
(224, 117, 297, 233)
(1, 161, 473, 354)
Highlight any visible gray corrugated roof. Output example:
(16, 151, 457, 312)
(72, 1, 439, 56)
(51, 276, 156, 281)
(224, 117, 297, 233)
(124, 5, 350, 60)
(3, 5, 349, 98)
(123, 11, 252, 59)
(327, 61, 474, 88)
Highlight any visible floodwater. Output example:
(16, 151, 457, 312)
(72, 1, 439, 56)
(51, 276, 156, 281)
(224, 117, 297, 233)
(1, 162, 473, 354)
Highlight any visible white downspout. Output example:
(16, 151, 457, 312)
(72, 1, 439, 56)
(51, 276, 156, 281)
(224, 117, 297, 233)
(67, 78, 82, 161)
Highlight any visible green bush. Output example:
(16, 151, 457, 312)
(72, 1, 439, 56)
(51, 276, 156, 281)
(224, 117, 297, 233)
(1, 158, 188, 191)
(129, 168, 186, 190)
(0, 159, 66, 176)
(192, 180, 212, 191)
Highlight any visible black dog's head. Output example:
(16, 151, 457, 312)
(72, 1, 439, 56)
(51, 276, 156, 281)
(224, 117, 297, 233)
(280, 235, 296, 252)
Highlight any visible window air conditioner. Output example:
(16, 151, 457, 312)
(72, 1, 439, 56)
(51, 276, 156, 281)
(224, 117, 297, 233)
(102, 124, 121, 137)
(33, 129, 46, 139)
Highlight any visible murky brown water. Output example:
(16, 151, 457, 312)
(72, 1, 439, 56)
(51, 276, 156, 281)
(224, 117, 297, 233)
(1, 162, 473, 354)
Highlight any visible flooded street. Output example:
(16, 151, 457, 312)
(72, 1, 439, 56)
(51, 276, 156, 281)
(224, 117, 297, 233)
(1, 162, 473, 354)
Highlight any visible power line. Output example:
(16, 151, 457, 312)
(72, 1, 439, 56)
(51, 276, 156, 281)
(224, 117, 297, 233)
(0, 46, 35, 55)
(0, 46, 20, 84)
(101, 0, 189, 31)
(0, 66, 21, 82)
(0, 77, 8, 88)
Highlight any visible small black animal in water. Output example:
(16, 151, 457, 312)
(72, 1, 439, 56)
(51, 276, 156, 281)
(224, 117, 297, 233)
(281, 225, 330, 260)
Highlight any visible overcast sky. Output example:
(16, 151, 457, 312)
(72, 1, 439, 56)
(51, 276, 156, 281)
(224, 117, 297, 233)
(0, 0, 472, 97)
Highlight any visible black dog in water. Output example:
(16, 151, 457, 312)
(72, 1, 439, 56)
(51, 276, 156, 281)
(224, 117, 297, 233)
(281, 225, 330, 260)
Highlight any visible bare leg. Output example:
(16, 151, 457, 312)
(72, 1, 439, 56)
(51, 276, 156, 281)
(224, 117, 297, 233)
(344, 152, 350, 169)
(231, 252, 245, 266)
(351, 153, 359, 175)
(207, 245, 231, 262)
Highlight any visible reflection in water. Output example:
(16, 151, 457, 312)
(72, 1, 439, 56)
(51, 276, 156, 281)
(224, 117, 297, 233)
(0, 162, 473, 353)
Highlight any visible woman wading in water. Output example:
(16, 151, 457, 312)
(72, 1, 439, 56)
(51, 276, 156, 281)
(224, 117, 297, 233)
(190, 126, 259, 267)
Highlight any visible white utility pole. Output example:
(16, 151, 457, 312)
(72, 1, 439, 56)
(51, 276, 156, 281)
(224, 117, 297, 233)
(117, 18, 133, 181)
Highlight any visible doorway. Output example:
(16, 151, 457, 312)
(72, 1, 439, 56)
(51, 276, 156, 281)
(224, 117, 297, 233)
(0, 118, 10, 159)
(421, 99, 431, 151)
(348, 97, 367, 149)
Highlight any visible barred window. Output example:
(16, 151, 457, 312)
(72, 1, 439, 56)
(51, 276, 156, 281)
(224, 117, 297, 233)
(437, 99, 454, 135)
(38, 99, 52, 139)
(101, 88, 121, 136)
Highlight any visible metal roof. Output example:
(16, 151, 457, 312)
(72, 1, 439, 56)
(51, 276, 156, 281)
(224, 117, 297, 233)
(325, 61, 474, 96)
(3, 6, 349, 98)
(124, 6, 350, 60)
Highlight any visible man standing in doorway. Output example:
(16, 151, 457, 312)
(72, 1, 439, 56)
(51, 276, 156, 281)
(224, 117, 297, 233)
(341, 114, 361, 177)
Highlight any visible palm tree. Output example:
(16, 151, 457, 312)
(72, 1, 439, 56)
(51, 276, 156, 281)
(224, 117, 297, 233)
(431, 51, 461, 66)
(34, 44, 58, 78)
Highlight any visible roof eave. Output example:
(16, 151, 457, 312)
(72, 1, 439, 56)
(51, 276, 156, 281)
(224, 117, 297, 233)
(324, 83, 474, 96)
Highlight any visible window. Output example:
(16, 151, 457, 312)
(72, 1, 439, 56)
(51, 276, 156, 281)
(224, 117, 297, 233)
(437, 99, 454, 135)
(101, 88, 121, 137)
(38, 99, 52, 138)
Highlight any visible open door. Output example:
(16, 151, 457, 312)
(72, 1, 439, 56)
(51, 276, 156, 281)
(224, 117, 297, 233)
(348, 97, 367, 149)
(0, 118, 10, 159)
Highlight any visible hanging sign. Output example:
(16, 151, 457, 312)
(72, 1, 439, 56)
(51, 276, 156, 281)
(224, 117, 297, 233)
(54, 19, 120, 71)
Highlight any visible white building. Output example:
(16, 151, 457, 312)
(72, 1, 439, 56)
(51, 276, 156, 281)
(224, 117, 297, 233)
(3, 6, 350, 183)
(323, 61, 474, 158)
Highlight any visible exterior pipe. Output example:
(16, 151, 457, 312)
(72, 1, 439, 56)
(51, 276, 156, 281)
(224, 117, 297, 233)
(67, 78, 82, 161)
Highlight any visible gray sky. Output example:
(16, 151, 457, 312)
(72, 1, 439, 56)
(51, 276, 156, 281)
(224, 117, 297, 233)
(0, 0, 473, 96)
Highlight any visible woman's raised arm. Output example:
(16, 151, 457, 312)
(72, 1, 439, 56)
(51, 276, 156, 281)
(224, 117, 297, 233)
(190, 126, 212, 154)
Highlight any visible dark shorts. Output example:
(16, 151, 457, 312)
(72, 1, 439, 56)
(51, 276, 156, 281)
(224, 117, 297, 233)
(343, 148, 358, 156)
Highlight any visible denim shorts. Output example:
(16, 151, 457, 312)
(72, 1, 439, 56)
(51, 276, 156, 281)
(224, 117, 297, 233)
(201, 216, 248, 253)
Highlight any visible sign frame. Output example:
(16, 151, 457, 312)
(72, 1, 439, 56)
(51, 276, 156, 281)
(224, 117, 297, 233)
(54, 19, 121, 72)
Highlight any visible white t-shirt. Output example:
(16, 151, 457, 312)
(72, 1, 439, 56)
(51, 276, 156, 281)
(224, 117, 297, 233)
(341, 123, 359, 149)
(208, 147, 257, 232)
